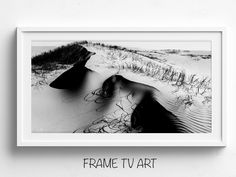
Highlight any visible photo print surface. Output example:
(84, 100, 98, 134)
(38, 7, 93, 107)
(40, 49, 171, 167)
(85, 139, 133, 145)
(31, 40, 212, 133)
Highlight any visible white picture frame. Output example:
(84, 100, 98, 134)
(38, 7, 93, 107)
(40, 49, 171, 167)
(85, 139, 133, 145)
(17, 27, 226, 147)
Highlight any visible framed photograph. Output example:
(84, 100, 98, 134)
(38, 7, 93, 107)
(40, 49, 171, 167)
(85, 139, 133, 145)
(17, 27, 226, 146)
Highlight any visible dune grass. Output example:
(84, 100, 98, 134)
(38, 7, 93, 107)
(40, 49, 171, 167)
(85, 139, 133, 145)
(31, 42, 90, 87)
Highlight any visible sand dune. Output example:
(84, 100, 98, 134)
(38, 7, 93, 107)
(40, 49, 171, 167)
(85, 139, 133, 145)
(31, 42, 212, 133)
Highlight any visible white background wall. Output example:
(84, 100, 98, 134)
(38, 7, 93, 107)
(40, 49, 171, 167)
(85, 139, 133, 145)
(0, 0, 236, 176)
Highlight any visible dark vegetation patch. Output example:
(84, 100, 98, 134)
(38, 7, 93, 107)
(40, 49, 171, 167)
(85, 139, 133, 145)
(32, 42, 95, 88)
(32, 41, 91, 73)
(162, 49, 181, 54)
(181, 54, 211, 60)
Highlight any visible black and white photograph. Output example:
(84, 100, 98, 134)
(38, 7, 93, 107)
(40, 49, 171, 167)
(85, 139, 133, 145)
(31, 40, 212, 134)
